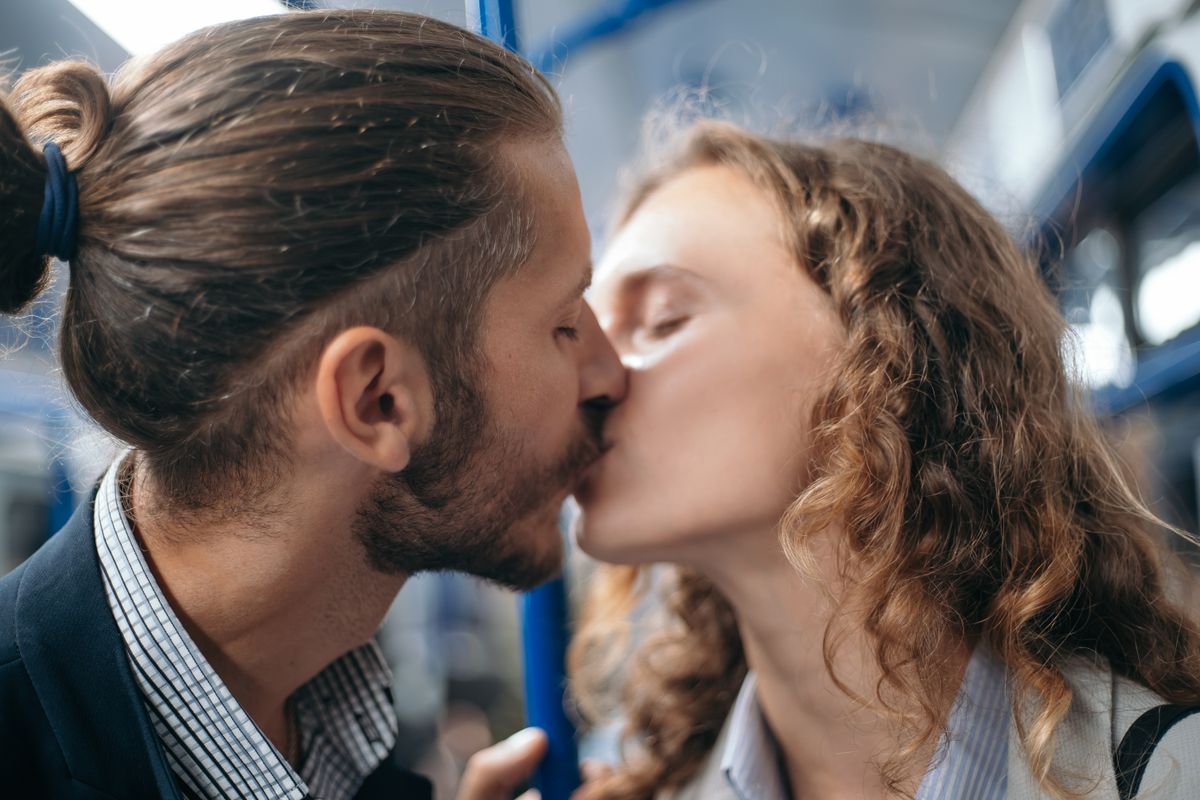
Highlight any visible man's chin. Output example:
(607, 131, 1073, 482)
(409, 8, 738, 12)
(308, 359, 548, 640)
(470, 535, 563, 591)
(490, 515, 565, 590)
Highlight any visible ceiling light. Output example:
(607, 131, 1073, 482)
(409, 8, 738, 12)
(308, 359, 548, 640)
(68, 0, 286, 57)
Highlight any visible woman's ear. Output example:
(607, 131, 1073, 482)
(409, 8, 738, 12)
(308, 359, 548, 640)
(314, 326, 432, 472)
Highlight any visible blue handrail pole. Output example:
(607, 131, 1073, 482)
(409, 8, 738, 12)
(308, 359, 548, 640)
(520, 574, 582, 800)
(466, 6, 581, 799)
(466, 0, 520, 53)
(528, 0, 700, 74)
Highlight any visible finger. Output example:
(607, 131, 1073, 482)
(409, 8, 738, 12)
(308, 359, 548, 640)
(457, 728, 549, 800)
(571, 784, 602, 800)
(579, 758, 613, 784)
(515, 791, 542, 800)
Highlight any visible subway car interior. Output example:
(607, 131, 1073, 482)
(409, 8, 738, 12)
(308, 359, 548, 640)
(2, 0, 1199, 794)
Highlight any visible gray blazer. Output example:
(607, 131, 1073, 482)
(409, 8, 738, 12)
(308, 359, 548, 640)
(662, 660, 1200, 799)
(1011, 659, 1200, 799)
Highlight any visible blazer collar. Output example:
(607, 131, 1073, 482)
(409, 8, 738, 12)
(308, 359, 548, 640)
(14, 492, 182, 799)
(1006, 658, 1121, 800)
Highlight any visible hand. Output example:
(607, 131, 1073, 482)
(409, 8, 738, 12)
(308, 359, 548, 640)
(570, 759, 614, 800)
(456, 727, 549, 800)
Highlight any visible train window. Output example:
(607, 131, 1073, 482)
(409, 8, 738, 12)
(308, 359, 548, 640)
(1046, 0, 1112, 101)
(1131, 170, 1200, 347)
(0, 417, 54, 576)
(0, 262, 63, 359)
(1060, 227, 1135, 388)
(3, 494, 48, 576)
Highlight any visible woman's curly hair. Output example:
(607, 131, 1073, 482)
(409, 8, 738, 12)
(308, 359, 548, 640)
(569, 122, 1200, 799)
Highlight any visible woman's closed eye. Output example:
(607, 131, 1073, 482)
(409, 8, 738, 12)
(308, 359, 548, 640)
(603, 267, 708, 349)
(629, 310, 692, 351)
(646, 315, 689, 339)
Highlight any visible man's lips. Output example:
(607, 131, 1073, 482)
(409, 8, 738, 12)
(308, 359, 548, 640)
(573, 441, 613, 490)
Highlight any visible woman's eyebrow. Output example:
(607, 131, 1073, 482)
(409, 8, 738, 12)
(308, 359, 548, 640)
(618, 263, 706, 293)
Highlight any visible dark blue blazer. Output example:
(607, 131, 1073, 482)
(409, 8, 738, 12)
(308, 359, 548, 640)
(0, 493, 432, 799)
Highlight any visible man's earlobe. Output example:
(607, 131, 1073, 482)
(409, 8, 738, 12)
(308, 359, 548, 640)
(314, 327, 430, 473)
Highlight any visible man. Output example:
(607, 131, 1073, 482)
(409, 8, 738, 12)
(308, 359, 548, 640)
(0, 10, 624, 799)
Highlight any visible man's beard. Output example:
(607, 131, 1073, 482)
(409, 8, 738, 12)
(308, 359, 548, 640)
(352, 368, 605, 590)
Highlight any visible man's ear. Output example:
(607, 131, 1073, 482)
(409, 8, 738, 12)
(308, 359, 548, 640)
(314, 326, 431, 472)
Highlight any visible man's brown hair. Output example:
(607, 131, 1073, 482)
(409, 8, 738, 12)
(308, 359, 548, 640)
(0, 10, 562, 510)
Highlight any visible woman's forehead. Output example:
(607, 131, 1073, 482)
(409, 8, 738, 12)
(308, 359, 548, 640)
(596, 165, 790, 291)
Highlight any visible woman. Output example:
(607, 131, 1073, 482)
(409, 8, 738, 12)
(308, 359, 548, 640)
(569, 121, 1200, 799)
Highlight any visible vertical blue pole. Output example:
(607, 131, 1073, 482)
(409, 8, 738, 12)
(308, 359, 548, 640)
(520, 574, 582, 799)
(465, 0, 520, 52)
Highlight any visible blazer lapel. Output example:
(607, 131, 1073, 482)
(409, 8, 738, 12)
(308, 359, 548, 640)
(1006, 659, 1121, 800)
(14, 493, 182, 799)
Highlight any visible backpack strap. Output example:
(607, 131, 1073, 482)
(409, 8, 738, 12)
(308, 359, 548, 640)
(1114, 703, 1200, 799)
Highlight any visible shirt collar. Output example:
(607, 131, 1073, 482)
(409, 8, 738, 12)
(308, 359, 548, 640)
(719, 672, 788, 800)
(719, 647, 1009, 800)
(93, 455, 398, 800)
(916, 644, 1009, 800)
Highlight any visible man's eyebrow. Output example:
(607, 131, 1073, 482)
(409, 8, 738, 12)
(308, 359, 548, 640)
(569, 262, 593, 303)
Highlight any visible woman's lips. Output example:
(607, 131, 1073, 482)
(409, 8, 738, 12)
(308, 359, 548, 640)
(574, 441, 613, 497)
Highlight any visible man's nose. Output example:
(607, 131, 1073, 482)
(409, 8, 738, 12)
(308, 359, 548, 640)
(576, 301, 628, 408)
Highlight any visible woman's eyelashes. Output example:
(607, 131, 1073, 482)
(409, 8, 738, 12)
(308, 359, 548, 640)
(645, 314, 689, 339)
(630, 304, 693, 349)
(601, 275, 704, 349)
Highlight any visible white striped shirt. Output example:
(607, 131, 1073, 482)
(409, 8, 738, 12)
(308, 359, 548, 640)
(721, 646, 1008, 800)
(93, 458, 399, 800)
(916, 645, 1009, 799)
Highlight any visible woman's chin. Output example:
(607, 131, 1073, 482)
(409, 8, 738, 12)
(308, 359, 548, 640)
(571, 476, 685, 565)
(571, 510, 650, 565)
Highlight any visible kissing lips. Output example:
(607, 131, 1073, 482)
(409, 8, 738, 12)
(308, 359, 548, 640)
(573, 441, 612, 498)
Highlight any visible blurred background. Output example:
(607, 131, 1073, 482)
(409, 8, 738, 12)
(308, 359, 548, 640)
(2, 0, 1200, 796)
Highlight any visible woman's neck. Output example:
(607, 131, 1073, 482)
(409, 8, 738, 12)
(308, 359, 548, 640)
(693, 529, 968, 799)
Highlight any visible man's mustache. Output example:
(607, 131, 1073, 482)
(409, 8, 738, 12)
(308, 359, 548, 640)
(557, 402, 611, 486)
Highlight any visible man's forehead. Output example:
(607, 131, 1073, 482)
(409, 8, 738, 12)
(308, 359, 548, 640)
(500, 135, 574, 193)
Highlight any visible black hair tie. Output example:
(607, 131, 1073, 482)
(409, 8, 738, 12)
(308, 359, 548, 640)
(35, 142, 79, 261)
